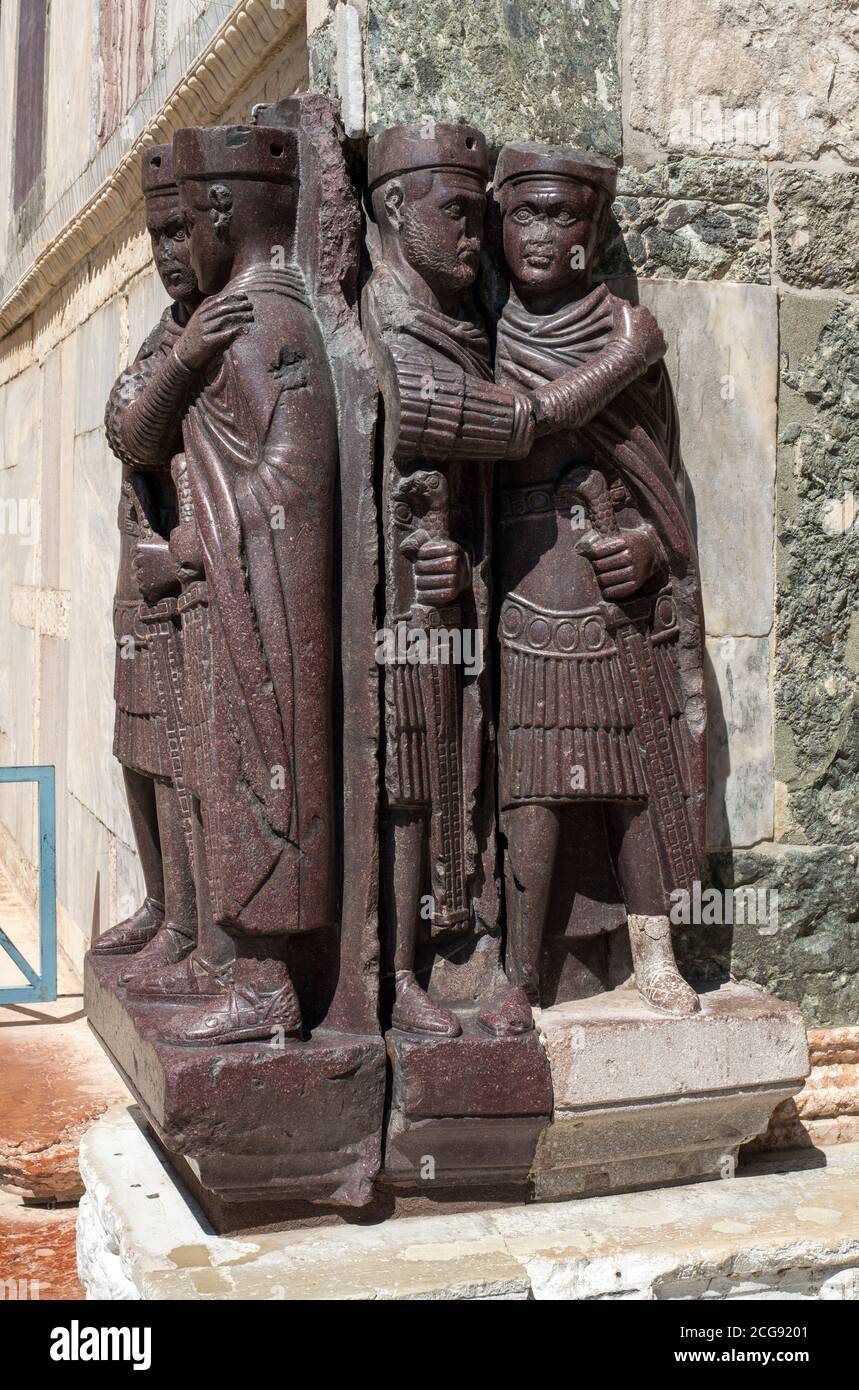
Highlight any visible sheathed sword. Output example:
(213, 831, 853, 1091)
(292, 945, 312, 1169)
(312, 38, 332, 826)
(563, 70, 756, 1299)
(567, 465, 700, 893)
(394, 470, 469, 937)
(132, 481, 195, 862)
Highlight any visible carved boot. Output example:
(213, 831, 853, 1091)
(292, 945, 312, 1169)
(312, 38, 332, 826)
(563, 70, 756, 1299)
(90, 897, 163, 956)
(125, 951, 232, 1003)
(117, 923, 195, 990)
(477, 985, 534, 1037)
(628, 913, 700, 1016)
(392, 972, 462, 1039)
(161, 961, 303, 1047)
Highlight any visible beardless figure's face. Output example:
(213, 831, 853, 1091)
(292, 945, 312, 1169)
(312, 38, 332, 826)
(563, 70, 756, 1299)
(501, 176, 605, 300)
(396, 170, 487, 300)
(146, 195, 199, 304)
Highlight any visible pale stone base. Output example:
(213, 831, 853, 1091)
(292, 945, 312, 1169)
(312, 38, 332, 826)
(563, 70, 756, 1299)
(532, 982, 809, 1200)
(79, 1106, 859, 1301)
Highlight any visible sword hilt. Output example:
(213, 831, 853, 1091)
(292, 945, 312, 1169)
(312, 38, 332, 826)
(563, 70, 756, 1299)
(394, 469, 450, 547)
(561, 464, 619, 537)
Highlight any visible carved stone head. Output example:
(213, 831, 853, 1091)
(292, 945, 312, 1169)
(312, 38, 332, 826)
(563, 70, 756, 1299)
(495, 143, 617, 303)
(367, 122, 489, 306)
(172, 125, 299, 294)
(140, 144, 199, 305)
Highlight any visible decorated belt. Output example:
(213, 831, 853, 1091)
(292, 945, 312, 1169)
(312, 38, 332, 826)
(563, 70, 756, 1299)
(500, 590, 678, 657)
(499, 482, 560, 522)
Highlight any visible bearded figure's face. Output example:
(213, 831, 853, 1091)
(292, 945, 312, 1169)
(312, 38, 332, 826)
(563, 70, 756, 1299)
(387, 169, 487, 299)
(146, 194, 199, 304)
(501, 176, 606, 298)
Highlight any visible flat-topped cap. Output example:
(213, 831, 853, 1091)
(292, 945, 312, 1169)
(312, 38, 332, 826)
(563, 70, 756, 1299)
(173, 125, 298, 183)
(495, 142, 617, 197)
(368, 121, 488, 191)
(141, 144, 177, 197)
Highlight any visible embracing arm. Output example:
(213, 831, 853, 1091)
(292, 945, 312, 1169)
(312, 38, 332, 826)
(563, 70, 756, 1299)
(531, 302, 666, 435)
(107, 350, 194, 470)
(389, 344, 535, 464)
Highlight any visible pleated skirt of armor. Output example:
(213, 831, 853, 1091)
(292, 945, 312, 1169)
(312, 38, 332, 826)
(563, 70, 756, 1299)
(112, 599, 170, 780)
(499, 594, 687, 808)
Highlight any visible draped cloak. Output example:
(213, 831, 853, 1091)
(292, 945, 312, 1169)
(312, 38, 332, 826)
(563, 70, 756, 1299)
(495, 282, 707, 877)
(181, 265, 337, 937)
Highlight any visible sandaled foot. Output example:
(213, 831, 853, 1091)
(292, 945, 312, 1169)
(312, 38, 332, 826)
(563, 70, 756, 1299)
(477, 985, 534, 1037)
(392, 975, 461, 1039)
(125, 951, 230, 1003)
(628, 913, 700, 1017)
(636, 968, 700, 1017)
(162, 966, 303, 1046)
(117, 923, 194, 990)
(91, 897, 163, 956)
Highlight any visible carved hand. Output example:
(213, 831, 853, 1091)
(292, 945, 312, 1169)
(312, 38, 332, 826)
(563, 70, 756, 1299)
(578, 524, 665, 601)
(414, 539, 470, 609)
(174, 292, 255, 371)
(616, 302, 666, 369)
(169, 520, 203, 581)
(132, 539, 181, 601)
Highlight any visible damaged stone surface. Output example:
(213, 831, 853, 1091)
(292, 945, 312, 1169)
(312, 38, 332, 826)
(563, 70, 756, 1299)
(624, 0, 859, 164)
(1, 1197, 85, 1300)
(676, 843, 859, 1027)
(600, 158, 770, 284)
(773, 172, 859, 294)
(530, 983, 808, 1201)
(0, 1013, 130, 1202)
(355, 0, 621, 151)
(78, 1106, 859, 1300)
(775, 296, 859, 848)
(755, 1026, 859, 1152)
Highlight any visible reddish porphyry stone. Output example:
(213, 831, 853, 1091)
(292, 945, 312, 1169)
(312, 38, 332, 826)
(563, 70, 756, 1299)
(0, 1016, 130, 1202)
(0, 1203, 84, 1300)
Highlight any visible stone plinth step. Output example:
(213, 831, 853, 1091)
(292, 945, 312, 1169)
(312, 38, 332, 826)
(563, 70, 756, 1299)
(78, 1106, 859, 1300)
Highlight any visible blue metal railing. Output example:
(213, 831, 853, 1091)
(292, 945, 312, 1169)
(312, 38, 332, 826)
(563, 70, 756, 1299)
(0, 766, 57, 1004)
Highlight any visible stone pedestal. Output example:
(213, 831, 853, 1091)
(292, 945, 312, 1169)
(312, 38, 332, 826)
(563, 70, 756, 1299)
(383, 1020, 553, 1189)
(531, 982, 810, 1200)
(77, 1106, 859, 1300)
(85, 956, 387, 1215)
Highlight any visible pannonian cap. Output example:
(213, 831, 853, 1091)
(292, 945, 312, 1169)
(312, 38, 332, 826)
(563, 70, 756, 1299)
(173, 125, 298, 183)
(495, 142, 617, 198)
(368, 122, 488, 191)
(141, 144, 178, 197)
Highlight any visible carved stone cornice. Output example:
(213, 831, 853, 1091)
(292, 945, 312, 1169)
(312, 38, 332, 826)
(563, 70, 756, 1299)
(0, 0, 304, 341)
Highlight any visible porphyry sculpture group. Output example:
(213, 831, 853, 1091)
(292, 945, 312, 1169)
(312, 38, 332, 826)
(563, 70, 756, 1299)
(85, 97, 807, 1222)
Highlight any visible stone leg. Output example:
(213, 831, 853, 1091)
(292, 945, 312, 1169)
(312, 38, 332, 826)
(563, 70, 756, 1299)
(607, 802, 699, 1016)
(123, 766, 164, 908)
(91, 767, 163, 955)
(117, 781, 195, 989)
(383, 808, 461, 1038)
(477, 803, 559, 1036)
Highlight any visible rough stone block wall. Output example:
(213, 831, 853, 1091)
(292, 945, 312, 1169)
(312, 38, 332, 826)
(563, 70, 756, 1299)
(619, 1, 858, 1023)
